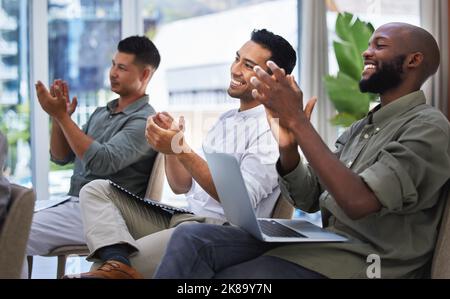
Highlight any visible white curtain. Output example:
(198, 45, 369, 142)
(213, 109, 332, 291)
(421, 0, 449, 117)
(300, 0, 337, 148)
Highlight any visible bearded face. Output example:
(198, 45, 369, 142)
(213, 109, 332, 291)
(359, 54, 406, 94)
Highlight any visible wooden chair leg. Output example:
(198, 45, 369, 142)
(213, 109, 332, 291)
(27, 256, 33, 279)
(56, 255, 67, 279)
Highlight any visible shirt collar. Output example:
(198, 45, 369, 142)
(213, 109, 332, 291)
(234, 104, 265, 120)
(368, 90, 426, 126)
(107, 95, 149, 115)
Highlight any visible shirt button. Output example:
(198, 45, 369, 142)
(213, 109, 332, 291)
(376, 128, 380, 132)
(347, 161, 353, 167)
(364, 134, 369, 139)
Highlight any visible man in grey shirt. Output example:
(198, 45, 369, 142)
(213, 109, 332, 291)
(0, 131, 11, 230)
(26, 36, 160, 268)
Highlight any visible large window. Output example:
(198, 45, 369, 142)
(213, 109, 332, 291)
(47, 0, 122, 196)
(0, 0, 31, 187)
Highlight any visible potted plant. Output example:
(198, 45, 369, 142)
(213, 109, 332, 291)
(324, 12, 377, 127)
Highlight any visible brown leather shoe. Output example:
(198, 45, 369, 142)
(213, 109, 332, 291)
(63, 260, 143, 279)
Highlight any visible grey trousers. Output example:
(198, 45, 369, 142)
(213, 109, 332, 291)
(80, 179, 226, 278)
(23, 197, 86, 278)
(27, 197, 86, 256)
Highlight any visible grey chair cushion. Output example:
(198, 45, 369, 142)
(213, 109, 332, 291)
(0, 184, 35, 279)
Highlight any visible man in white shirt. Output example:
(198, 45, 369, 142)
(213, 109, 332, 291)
(70, 29, 297, 279)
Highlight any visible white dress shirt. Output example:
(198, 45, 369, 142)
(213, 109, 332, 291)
(185, 105, 280, 220)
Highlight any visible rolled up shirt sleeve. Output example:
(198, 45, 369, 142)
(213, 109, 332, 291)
(50, 123, 88, 165)
(359, 121, 450, 214)
(277, 159, 322, 213)
(50, 151, 75, 165)
(82, 116, 151, 176)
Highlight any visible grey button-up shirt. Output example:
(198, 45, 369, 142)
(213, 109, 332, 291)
(267, 91, 450, 278)
(52, 95, 157, 197)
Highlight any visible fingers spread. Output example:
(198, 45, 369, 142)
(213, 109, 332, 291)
(267, 61, 286, 82)
(250, 76, 270, 96)
(253, 66, 274, 87)
(251, 89, 269, 105)
(287, 75, 301, 93)
(304, 97, 318, 120)
(70, 96, 78, 109)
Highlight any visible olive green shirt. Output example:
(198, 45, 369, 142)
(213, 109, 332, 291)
(52, 95, 157, 197)
(267, 91, 450, 278)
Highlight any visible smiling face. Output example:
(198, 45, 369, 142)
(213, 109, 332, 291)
(359, 25, 408, 94)
(228, 41, 272, 102)
(109, 52, 146, 97)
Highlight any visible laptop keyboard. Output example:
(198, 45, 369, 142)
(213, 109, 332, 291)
(258, 220, 307, 238)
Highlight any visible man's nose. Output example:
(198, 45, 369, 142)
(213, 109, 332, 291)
(231, 62, 242, 76)
(362, 48, 373, 59)
(110, 68, 118, 77)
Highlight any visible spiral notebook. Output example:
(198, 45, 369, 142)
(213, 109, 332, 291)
(108, 180, 193, 215)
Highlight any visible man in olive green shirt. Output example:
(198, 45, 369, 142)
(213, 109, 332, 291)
(153, 23, 450, 279)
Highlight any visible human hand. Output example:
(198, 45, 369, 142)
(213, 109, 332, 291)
(146, 114, 188, 155)
(265, 108, 297, 149)
(152, 112, 186, 132)
(50, 80, 78, 115)
(251, 61, 317, 128)
(36, 81, 70, 121)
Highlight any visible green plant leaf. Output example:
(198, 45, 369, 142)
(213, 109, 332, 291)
(334, 40, 362, 81)
(334, 13, 375, 81)
(330, 113, 359, 127)
(351, 18, 375, 57)
(324, 72, 370, 119)
(324, 12, 376, 127)
(336, 13, 374, 58)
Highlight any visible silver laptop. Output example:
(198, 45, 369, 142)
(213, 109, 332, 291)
(205, 151, 347, 243)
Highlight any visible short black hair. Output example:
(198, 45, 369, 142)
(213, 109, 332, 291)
(118, 36, 161, 70)
(251, 29, 296, 74)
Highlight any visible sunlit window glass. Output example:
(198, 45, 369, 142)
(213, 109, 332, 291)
(0, 0, 31, 187)
(47, 0, 121, 196)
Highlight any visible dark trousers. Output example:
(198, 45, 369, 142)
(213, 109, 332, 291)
(154, 223, 327, 279)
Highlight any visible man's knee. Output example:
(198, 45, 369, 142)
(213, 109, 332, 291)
(79, 179, 111, 207)
(171, 223, 221, 248)
(27, 214, 53, 255)
(171, 223, 205, 243)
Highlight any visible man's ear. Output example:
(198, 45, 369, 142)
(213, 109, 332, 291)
(141, 67, 155, 82)
(406, 52, 424, 69)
